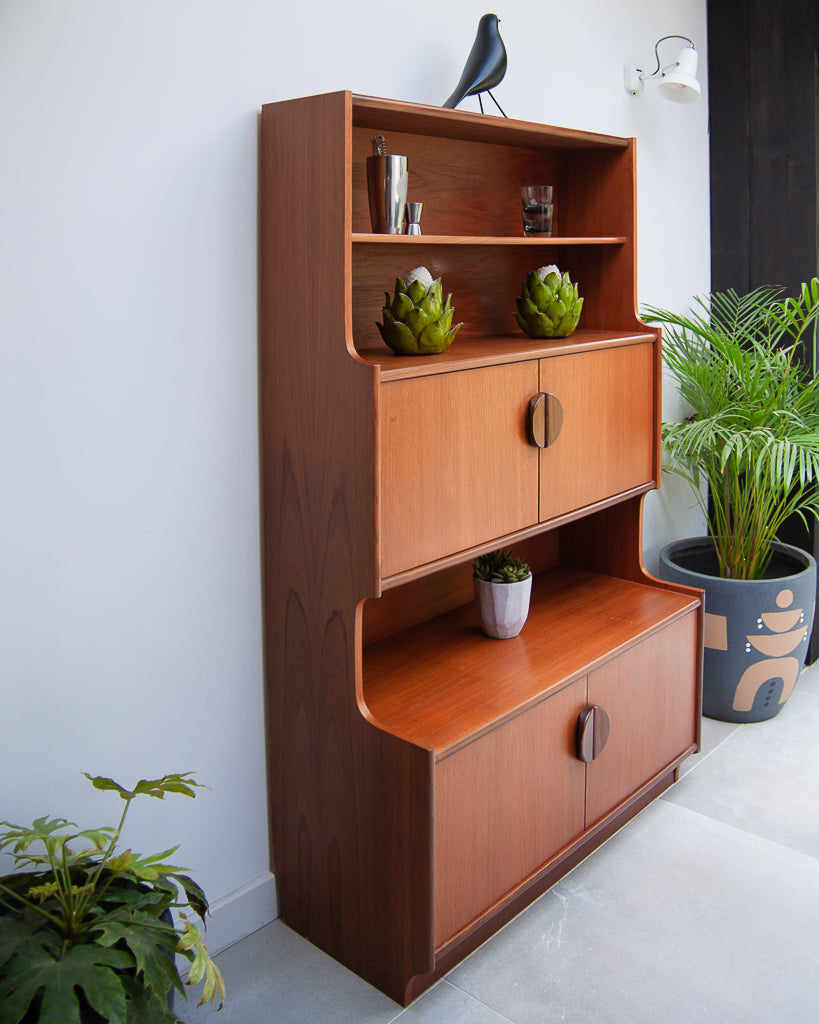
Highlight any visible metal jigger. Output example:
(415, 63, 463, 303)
(366, 154, 409, 234)
(406, 202, 423, 235)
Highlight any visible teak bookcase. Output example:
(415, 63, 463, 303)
(259, 90, 704, 1004)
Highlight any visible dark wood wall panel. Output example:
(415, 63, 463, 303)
(709, 0, 819, 296)
(708, 0, 819, 658)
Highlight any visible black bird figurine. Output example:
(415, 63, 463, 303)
(443, 13, 508, 116)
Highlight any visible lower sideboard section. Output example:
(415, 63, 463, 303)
(428, 610, 699, 990)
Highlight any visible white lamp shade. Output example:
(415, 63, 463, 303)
(658, 46, 701, 103)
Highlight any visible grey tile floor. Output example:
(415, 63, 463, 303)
(179, 665, 819, 1024)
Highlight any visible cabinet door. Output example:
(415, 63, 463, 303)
(380, 363, 539, 578)
(538, 344, 654, 522)
(585, 612, 699, 828)
(433, 679, 587, 948)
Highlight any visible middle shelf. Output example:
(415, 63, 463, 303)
(360, 566, 699, 759)
(352, 234, 628, 246)
(352, 234, 643, 348)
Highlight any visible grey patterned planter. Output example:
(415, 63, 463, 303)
(658, 537, 816, 723)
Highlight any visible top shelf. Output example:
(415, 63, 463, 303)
(352, 93, 632, 151)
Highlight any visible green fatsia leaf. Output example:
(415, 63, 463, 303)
(177, 913, 225, 1010)
(0, 943, 133, 1024)
(107, 846, 190, 882)
(0, 910, 60, 969)
(172, 873, 209, 922)
(93, 916, 181, 1003)
(83, 772, 203, 802)
(0, 817, 95, 864)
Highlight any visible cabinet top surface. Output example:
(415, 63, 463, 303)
(362, 568, 699, 757)
(263, 90, 633, 151)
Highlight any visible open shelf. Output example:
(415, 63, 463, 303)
(362, 567, 698, 758)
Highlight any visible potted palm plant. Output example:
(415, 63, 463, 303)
(473, 548, 532, 639)
(0, 771, 225, 1023)
(644, 279, 819, 722)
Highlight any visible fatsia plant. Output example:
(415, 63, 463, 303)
(0, 772, 225, 1024)
(643, 278, 819, 580)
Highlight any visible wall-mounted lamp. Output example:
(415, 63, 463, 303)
(624, 35, 701, 104)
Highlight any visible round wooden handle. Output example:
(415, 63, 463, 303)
(577, 705, 611, 763)
(527, 392, 564, 449)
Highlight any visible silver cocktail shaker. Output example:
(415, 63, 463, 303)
(366, 135, 409, 234)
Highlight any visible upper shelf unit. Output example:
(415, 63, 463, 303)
(347, 93, 643, 353)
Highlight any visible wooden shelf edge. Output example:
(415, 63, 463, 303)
(358, 330, 658, 381)
(351, 92, 632, 150)
(352, 234, 627, 246)
(361, 567, 700, 757)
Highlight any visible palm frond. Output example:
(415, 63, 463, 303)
(645, 277, 819, 578)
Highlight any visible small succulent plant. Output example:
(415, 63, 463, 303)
(514, 264, 583, 339)
(473, 548, 532, 584)
(376, 266, 463, 355)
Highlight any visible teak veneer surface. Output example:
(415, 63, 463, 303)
(260, 90, 703, 1006)
(538, 343, 654, 520)
(351, 93, 631, 149)
(260, 90, 434, 1002)
(362, 567, 698, 756)
(433, 679, 587, 945)
(584, 613, 700, 827)
(379, 362, 539, 578)
(356, 329, 655, 377)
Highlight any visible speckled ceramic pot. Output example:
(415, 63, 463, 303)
(659, 537, 816, 723)
(474, 576, 532, 640)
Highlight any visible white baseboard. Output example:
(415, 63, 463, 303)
(200, 871, 279, 956)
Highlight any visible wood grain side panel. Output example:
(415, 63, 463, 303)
(560, 495, 647, 583)
(260, 92, 433, 1000)
(380, 363, 540, 577)
(539, 344, 654, 521)
(585, 612, 700, 827)
(563, 143, 639, 329)
(433, 680, 587, 947)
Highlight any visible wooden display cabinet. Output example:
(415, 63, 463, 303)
(259, 90, 703, 1004)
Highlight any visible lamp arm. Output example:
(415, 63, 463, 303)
(644, 34, 695, 79)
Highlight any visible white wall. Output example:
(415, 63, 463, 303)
(0, 0, 708, 953)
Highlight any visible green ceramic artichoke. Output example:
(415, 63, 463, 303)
(514, 264, 583, 339)
(376, 266, 463, 355)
